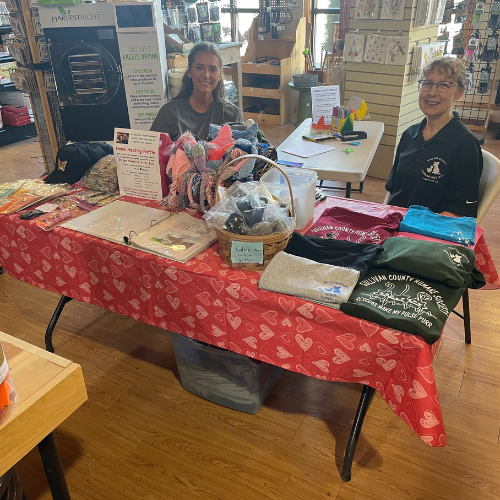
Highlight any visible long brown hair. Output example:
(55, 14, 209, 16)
(175, 42, 226, 103)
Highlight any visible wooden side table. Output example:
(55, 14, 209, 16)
(0, 331, 87, 499)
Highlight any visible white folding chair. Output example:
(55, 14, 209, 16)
(455, 149, 500, 343)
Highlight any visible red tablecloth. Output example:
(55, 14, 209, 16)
(0, 196, 498, 447)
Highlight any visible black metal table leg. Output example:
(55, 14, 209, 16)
(463, 287, 471, 344)
(45, 296, 72, 353)
(319, 180, 324, 188)
(341, 385, 376, 482)
(38, 432, 71, 500)
(345, 182, 352, 198)
(359, 180, 364, 193)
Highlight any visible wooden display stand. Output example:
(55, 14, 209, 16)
(241, 17, 306, 126)
(344, 0, 439, 179)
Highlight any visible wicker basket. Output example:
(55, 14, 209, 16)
(214, 154, 296, 271)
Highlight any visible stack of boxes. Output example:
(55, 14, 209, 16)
(1, 104, 32, 127)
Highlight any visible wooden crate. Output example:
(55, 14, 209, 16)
(241, 17, 306, 126)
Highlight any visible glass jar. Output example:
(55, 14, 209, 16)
(0, 341, 17, 426)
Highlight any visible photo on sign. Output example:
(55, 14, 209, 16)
(116, 132, 129, 144)
(150, 231, 199, 252)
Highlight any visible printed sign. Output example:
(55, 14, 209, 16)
(114, 128, 166, 201)
(311, 86, 340, 125)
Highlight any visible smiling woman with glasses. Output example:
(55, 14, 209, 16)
(384, 57, 483, 218)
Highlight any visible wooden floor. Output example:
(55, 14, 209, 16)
(1, 128, 500, 500)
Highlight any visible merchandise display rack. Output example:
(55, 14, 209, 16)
(453, 0, 500, 139)
(241, 16, 305, 125)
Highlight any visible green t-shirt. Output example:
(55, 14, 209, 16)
(373, 237, 485, 289)
(340, 270, 465, 344)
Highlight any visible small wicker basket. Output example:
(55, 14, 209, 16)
(213, 154, 296, 271)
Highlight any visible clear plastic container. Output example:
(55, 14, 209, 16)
(169, 332, 284, 414)
(0, 341, 17, 426)
(260, 166, 318, 230)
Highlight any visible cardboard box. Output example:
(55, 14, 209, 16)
(164, 23, 193, 54)
(167, 54, 188, 70)
(0, 91, 31, 110)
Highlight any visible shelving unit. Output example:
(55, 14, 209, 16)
(241, 17, 306, 125)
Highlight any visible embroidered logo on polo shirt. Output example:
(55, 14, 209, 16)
(422, 157, 446, 183)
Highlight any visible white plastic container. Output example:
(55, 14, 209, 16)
(261, 166, 317, 230)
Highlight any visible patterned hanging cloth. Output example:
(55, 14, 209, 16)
(471, 1, 485, 29)
(488, 0, 500, 30)
(477, 64, 492, 94)
(463, 31, 481, 61)
(465, 62, 475, 94)
(480, 32, 500, 62)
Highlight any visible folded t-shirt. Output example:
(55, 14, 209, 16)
(340, 269, 465, 345)
(373, 237, 485, 289)
(284, 232, 383, 279)
(399, 205, 476, 246)
(259, 251, 360, 309)
(305, 206, 403, 244)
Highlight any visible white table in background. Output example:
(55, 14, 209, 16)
(276, 118, 385, 198)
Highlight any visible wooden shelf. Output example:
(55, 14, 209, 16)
(242, 86, 280, 99)
(241, 17, 305, 125)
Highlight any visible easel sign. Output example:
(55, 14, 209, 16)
(311, 85, 340, 130)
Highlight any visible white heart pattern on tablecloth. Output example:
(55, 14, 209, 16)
(177, 270, 192, 283)
(167, 295, 180, 310)
(110, 251, 122, 265)
(243, 336, 258, 349)
(332, 348, 350, 364)
(79, 283, 91, 294)
(296, 317, 312, 333)
(241, 287, 257, 302)
(417, 365, 435, 384)
(376, 357, 396, 371)
(225, 298, 240, 312)
(279, 297, 295, 314)
(359, 342, 371, 353)
(377, 343, 396, 357)
(227, 313, 241, 329)
(315, 308, 335, 323)
(103, 290, 113, 301)
(140, 288, 151, 302)
(129, 299, 140, 310)
(261, 310, 278, 325)
(110, 265, 122, 278)
(295, 334, 312, 351)
(113, 279, 126, 293)
(64, 265, 77, 278)
(164, 280, 178, 293)
(420, 410, 439, 428)
(21, 252, 31, 264)
(281, 317, 292, 328)
(380, 329, 400, 344)
(150, 261, 163, 276)
(165, 268, 177, 280)
(211, 278, 224, 294)
(353, 368, 372, 377)
(392, 384, 404, 403)
(226, 283, 240, 298)
(213, 298, 222, 307)
(196, 292, 211, 306)
(212, 324, 226, 337)
(409, 380, 428, 399)
(313, 360, 330, 373)
(277, 346, 292, 359)
(61, 237, 72, 251)
(336, 334, 356, 350)
(297, 303, 314, 319)
(154, 306, 167, 317)
(359, 320, 379, 337)
(183, 316, 195, 328)
(196, 305, 208, 319)
(259, 324, 274, 340)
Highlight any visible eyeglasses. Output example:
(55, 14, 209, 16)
(418, 80, 458, 93)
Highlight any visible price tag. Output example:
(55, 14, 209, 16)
(231, 241, 263, 264)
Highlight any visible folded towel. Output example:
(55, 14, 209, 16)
(259, 251, 360, 309)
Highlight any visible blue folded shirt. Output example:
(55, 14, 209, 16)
(399, 205, 476, 246)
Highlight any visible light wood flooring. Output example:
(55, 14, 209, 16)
(0, 128, 500, 500)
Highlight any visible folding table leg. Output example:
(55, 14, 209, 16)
(359, 181, 364, 193)
(341, 384, 376, 482)
(462, 288, 471, 344)
(45, 296, 72, 353)
(38, 432, 71, 500)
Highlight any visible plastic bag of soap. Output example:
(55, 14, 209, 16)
(0, 340, 17, 426)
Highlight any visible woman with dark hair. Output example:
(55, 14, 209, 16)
(151, 42, 243, 140)
(384, 57, 482, 217)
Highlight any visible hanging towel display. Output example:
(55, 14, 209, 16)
(340, 269, 466, 345)
(380, 0, 405, 20)
(477, 64, 492, 94)
(463, 32, 481, 62)
(488, 0, 500, 30)
(284, 232, 383, 280)
(399, 205, 477, 246)
(259, 251, 360, 309)
(455, 1, 469, 23)
(363, 34, 389, 64)
(480, 32, 500, 63)
(305, 206, 403, 244)
(372, 237, 486, 289)
(471, 1, 485, 28)
(343, 33, 366, 62)
(451, 32, 465, 55)
(465, 62, 475, 94)
(414, 0, 434, 26)
(354, 0, 379, 18)
(385, 36, 410, 65)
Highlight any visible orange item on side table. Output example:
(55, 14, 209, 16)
(0, 341, 17, 425)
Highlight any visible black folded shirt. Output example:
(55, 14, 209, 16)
(284, 232, 384, 280)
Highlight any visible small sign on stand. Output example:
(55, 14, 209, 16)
(311, 85, 340, 130)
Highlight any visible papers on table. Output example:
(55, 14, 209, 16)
(281, 142, 336, 158)
(311, 85, 340, 125)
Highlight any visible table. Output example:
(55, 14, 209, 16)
(276, 118, 385, 197)
(0, 331, 87, 499)
(0, 196, 498, 480)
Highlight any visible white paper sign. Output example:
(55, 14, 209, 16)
(114, 128, 164, 201)
(311, 86, 340, 125)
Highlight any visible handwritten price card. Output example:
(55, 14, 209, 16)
(231, 241, 264, 264)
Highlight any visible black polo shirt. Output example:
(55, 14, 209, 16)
(385, 112, 483, 217)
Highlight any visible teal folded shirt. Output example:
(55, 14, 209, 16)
(399, 205, 476, 246)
